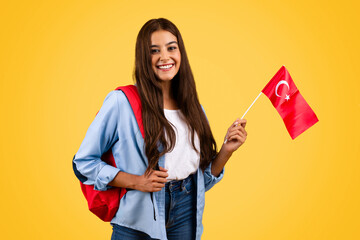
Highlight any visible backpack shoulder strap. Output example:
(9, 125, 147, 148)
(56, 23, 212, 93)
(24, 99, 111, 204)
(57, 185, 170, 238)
(115, 85, 144, 138)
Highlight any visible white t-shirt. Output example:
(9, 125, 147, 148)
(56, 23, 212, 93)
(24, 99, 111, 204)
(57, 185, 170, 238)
(163, 109, 200, 181)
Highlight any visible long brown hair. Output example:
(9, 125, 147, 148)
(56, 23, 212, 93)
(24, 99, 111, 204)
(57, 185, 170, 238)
(133, 18, 217, 174)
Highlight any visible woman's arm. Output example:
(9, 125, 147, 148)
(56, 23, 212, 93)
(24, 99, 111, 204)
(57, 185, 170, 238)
(108, 166, 168, 192)
(211, 118, 247, 177)
(73, 91, 121, 191)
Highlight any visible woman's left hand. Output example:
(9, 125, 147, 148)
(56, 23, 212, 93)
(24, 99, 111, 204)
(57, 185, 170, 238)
(222, 118, 247, 154)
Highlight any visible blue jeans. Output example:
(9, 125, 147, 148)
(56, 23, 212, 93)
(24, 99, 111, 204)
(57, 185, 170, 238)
(111, 174, 196, 240)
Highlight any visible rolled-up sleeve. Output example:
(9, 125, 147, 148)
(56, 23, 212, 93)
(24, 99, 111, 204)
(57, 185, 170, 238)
(73, 91, 121, 191)
(204, 161, 225, 192)
(200, 104, 225, 192)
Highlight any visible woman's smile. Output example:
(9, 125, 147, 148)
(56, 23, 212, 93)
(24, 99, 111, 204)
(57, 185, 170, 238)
(157, 63, 175, 71)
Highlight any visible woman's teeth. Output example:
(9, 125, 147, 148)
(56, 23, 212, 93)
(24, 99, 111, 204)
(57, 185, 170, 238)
(158, 64, 173, 69)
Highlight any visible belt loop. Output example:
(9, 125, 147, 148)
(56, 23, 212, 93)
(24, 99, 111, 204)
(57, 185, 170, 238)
(182, 174, 191, 190)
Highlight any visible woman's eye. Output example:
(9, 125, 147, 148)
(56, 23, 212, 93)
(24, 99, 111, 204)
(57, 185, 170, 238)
(168, 46, 177, 51)
(151, 49, 159, 54)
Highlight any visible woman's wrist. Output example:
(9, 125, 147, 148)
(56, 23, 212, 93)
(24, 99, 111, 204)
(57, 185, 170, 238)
(109, 171, 140, 190)
(211, 146, 232, 176)
(128, 174, 141, 190)
(219, 144, 233, 159)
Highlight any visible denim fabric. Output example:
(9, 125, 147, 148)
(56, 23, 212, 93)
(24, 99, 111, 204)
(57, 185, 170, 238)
(111, 224, 153, 240)
(165, 174, 196, 240)
(111, 174, 196, 240)
(73, 90, 224, 239)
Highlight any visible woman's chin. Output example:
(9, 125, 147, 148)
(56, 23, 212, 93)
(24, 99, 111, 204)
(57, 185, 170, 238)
(157, 76, 175, 82)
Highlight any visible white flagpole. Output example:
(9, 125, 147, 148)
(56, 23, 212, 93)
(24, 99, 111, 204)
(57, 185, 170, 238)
(224, 92, 262, 144)
(241, 92, 262, 119)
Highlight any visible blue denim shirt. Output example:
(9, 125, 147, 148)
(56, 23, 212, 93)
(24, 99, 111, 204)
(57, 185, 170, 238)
(73, 90, 224, 240)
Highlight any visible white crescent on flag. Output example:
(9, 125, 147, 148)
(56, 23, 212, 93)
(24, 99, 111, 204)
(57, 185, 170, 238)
(275, 80, 291, 100)
(275, 80, 290, 97)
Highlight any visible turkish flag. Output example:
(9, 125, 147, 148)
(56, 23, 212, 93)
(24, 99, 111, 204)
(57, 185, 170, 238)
(262, 66, 319, 139)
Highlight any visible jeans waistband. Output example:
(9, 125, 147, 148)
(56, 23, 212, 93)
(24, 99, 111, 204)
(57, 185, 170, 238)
(165, 173, 194, 192)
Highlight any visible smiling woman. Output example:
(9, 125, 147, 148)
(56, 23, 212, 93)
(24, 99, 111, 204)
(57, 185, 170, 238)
(150, 30, 181, 83)
(72, 18, 248, 240)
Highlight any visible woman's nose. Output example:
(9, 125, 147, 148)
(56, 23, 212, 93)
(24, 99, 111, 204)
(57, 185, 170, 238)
(160, 50, 169, 61)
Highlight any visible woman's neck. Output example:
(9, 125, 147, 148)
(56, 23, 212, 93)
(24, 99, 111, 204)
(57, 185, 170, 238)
(161, 81, 178, 110)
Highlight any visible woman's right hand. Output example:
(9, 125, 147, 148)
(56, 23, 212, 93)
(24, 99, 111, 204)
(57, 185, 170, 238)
(135, 166, 168, 192)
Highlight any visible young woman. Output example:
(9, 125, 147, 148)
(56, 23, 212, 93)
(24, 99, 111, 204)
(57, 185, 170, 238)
(73, 18, 247, 240)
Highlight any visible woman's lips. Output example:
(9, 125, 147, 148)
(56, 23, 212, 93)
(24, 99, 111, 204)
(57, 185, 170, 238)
(157, 64, 174, 71)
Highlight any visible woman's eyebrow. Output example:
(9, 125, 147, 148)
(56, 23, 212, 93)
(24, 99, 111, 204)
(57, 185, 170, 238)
(150, 41, 178, 48)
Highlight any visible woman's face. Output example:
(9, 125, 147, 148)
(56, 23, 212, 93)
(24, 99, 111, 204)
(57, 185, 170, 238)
(150, 30, 181, 82)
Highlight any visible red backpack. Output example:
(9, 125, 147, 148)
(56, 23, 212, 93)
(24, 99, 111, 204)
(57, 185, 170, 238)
(73, 85, 144, 221)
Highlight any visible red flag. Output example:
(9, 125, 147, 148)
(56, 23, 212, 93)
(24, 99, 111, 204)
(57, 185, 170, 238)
(262, 66, 318, 139)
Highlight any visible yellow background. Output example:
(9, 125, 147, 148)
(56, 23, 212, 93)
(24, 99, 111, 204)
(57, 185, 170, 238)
(1, 0, 359, 239)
